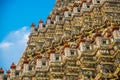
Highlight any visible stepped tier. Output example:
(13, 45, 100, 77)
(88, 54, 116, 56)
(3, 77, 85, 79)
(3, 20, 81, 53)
(1, 0, 120, 80)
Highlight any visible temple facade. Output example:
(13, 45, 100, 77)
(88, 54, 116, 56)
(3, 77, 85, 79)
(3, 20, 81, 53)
(0, 0, 120, 80)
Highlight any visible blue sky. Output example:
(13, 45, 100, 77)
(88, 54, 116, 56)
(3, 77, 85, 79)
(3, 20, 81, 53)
(0, 0, 55, 72)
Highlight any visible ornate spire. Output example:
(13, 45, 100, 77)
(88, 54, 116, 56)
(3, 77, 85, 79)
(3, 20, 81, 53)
(23, 57, 29, 64)
(64, 41, 70, 48)
(39, 19, 43, 23)
(0, 68, 4, 74)
(36, 54, 42, 59)
(31, 23, 35, 27)
(6, 70, 10, 74)
(10, 62, 16, 69)
(94, 30, 101, 38)
(64, 7, 69, 11)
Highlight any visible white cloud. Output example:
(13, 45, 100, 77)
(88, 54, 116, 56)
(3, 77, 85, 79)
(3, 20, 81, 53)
(0, 26, 30, 70)
(0, 42, 13, 48)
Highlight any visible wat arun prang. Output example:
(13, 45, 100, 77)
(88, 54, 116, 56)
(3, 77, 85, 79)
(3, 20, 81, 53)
(0, 0, 120, 80)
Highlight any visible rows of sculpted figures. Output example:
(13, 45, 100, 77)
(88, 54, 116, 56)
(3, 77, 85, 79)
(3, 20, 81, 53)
(0, 0, 120, 80)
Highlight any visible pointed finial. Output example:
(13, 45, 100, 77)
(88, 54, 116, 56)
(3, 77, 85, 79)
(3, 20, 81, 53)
(64, 7, 69, 11)
(10, 62, 16, 69)
(39, 19, 43, 23)
(31, 23, 35, 27)
(23, 58, 29, 64)
(47, 16, 51, 19)
(0, 68, 4, 74)
(6, 70, 10, 74)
